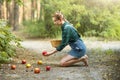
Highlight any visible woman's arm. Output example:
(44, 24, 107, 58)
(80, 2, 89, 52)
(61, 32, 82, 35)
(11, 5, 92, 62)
(44, 49, 58, 56)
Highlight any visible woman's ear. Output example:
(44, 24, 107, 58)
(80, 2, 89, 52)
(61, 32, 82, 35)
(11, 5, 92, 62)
(60, 18, 63, 22)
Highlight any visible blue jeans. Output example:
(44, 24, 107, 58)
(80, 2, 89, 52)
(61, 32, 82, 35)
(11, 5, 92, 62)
(69, 39, 86, 58)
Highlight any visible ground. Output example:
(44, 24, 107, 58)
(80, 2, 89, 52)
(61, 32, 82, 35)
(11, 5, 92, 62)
(0, 39, 120, 80)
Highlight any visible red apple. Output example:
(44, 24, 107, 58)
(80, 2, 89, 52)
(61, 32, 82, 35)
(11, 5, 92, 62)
(34, 68, 40, 74)
(46, 66, 51, 71)
(42, 51, 47, 56)
(11, 65, 16, 70)
(22, 60, 26, 64)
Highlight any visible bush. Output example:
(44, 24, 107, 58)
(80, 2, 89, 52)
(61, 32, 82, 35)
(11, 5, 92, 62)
(22, 20, 61, 38)
(0, 20, 21, 63)
(23, 20, 47, 38)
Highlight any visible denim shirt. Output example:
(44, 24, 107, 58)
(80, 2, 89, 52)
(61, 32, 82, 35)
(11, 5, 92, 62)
(56, 22, 81, 51)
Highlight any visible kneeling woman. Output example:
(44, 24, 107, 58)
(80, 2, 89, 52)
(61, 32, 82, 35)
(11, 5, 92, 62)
(44, 11, 88, 67)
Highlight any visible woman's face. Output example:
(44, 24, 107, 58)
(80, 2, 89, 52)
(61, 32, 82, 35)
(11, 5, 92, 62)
(52, 17, 62, 25)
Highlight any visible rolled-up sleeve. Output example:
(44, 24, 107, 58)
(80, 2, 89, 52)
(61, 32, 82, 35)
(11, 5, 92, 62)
(56, 26, 71, 51)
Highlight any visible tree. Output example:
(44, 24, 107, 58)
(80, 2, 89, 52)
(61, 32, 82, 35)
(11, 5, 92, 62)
(0, 1, 2, 19)
(13, 0, 19, 31)
(0, 0, 23, 31)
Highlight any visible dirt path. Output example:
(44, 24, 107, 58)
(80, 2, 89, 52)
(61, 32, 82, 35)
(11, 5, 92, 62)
(0, 40, 120, 80)
(21, 40, 120, 52)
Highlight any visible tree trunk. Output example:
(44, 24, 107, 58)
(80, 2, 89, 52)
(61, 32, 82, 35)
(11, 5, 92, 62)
(13, 1, 19, 31)
(8, 0, 14, 28)
(6, 2, 9, 20)
(37, 0, 40, 21)
(22, 0, 25, 21)
(39, 2, 42, 21)
(31, 0, 37, 21)
(34, 0, 37, 20)
(0, 1, 4, 19)
(31, 0, 34, 20)
(3, 1, 7, 20)
(0, 2, 2, 19)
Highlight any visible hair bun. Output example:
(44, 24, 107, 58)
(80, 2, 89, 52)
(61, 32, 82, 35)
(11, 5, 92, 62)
(53, 11, 64, 20)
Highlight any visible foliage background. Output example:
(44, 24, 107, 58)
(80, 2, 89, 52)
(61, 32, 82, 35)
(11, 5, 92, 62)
(22, 0, 120, 40)
(0, 0, 120, 40)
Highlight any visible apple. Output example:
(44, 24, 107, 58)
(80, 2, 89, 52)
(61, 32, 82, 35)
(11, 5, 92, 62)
(26, 64, 31, 68)
(42, 51, 47, 56)
(46, 66, 51, 71)
(34, 68, 40, 74)
(37, 60, 42, 65)
(11, 65, 16, 70)
(21, 59, 26, 64)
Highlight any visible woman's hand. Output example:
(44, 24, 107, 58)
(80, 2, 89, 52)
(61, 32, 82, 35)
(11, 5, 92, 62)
(43, 49, 58, 56)
(44, 52, 52, 56)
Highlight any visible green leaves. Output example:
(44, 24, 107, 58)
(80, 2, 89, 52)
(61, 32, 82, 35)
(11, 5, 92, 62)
(28, 0, 120, 40)
(0, 20, 21, 63)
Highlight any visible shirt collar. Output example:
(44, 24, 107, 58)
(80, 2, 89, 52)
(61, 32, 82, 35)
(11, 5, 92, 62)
(61, 22, 68, 30)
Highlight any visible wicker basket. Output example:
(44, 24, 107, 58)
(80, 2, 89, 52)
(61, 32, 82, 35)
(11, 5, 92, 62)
(50, 40, 62, 48)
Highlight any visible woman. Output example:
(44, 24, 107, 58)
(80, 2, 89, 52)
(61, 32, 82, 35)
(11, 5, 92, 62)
(44, 11, 88, 67)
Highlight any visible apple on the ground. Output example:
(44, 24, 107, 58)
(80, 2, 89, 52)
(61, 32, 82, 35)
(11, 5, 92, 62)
(37, 60, 42, 65)
(26, 64, 31, 68)
(34, 68, 40, 74)
(46, 66, 51, 71)
(11, 65, 16, 70)
(22, 59, 26, 64)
